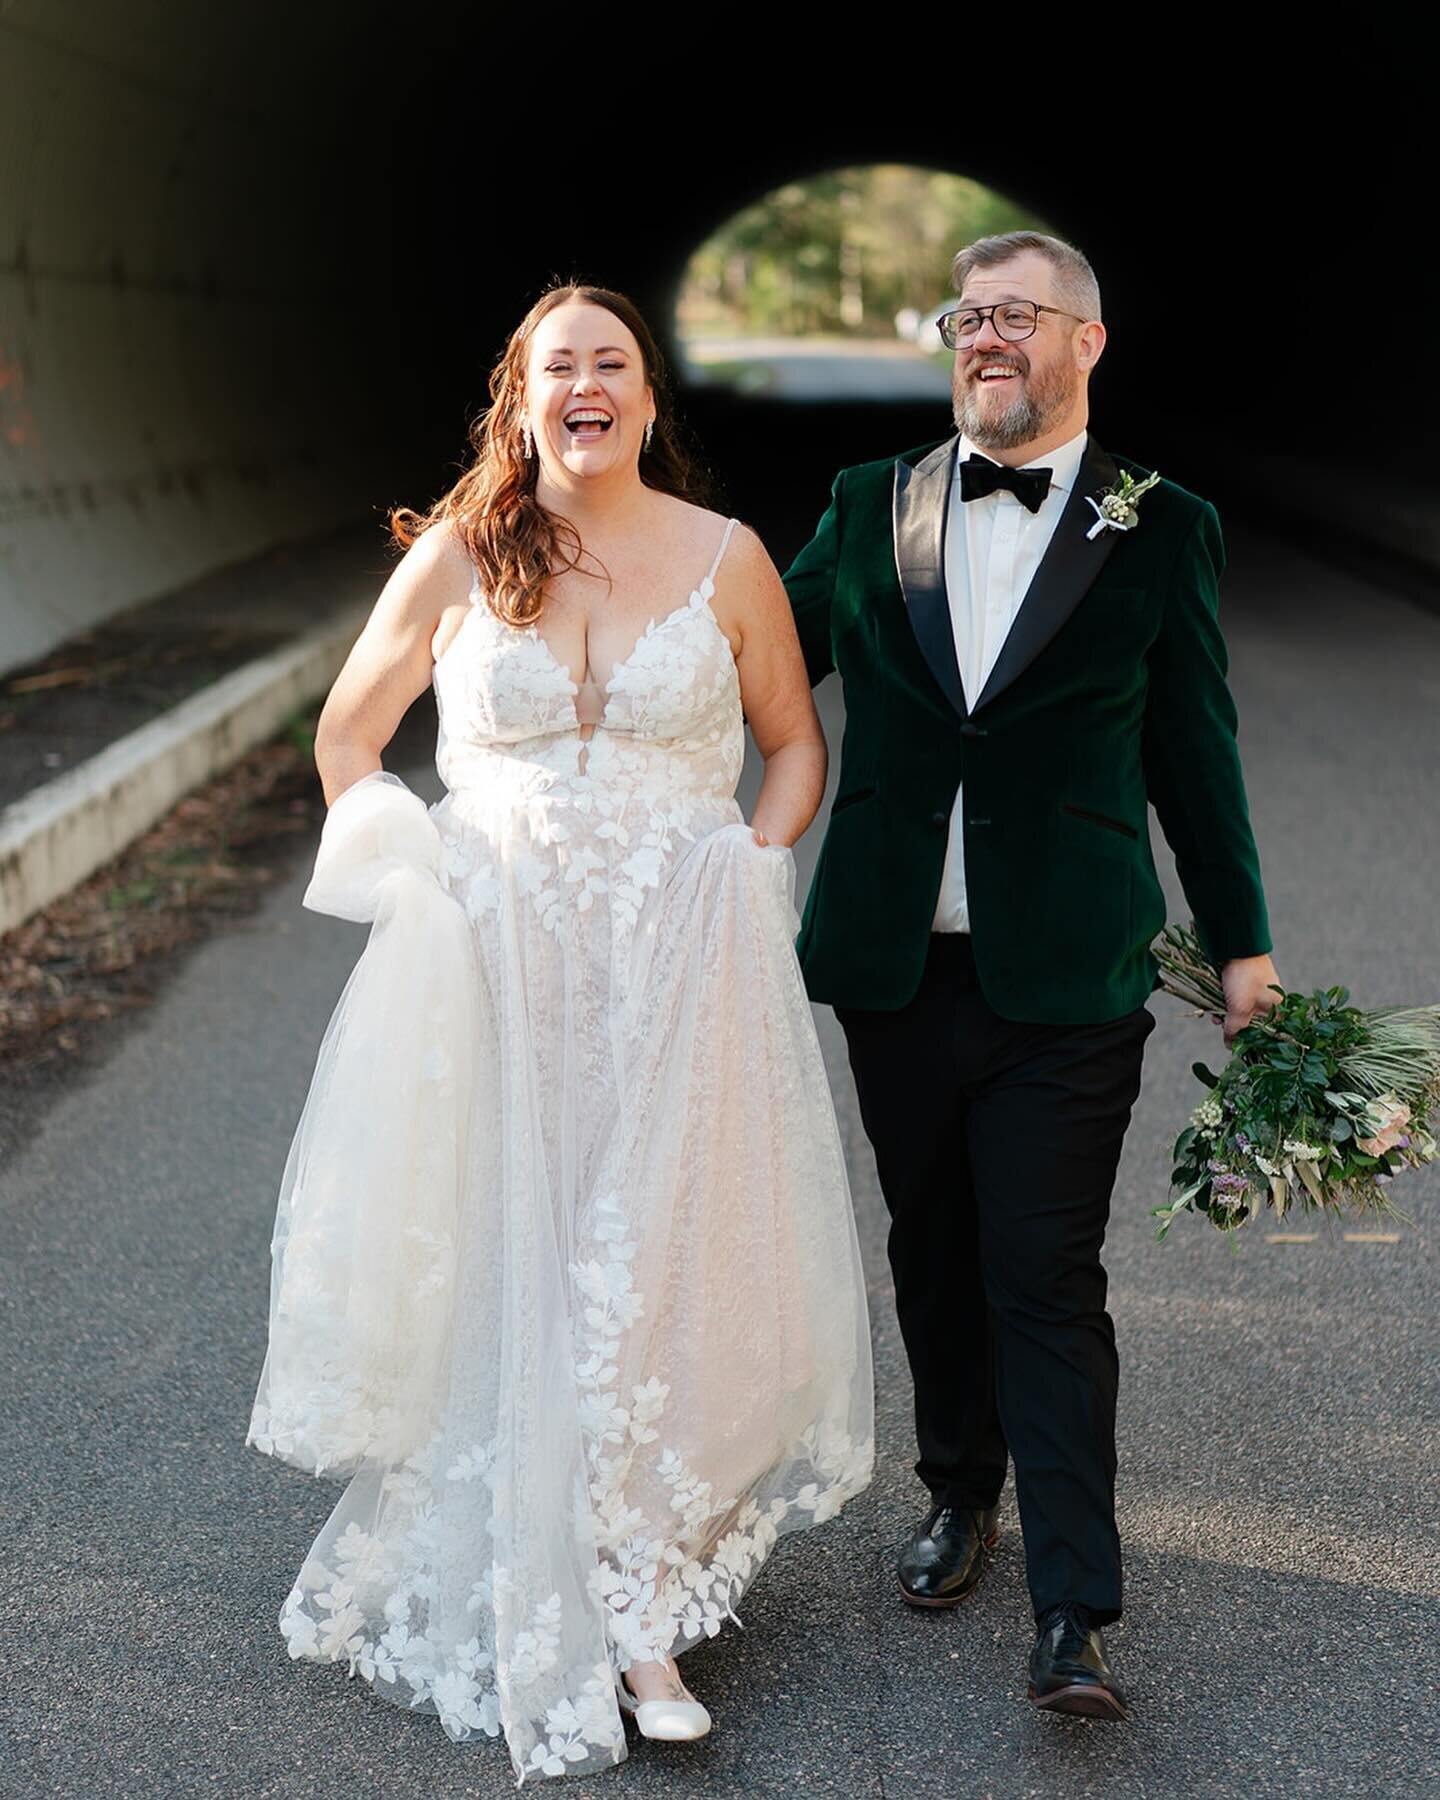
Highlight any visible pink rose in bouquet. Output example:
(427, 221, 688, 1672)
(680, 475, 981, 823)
(1357, 1097, 1412, 1157)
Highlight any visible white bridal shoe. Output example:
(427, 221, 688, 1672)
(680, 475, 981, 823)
(616, 1663, 712, 1742)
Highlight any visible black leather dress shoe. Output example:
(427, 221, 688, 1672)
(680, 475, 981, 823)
(896, 1503, 1000, 1607)
(1027, 1603, 1129, 1719)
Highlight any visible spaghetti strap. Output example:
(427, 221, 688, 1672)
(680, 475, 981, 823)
(702, 516, 741, 591)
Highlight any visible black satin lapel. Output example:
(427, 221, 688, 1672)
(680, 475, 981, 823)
(971, 437, 1120, 715)
(893, 437, 965, 717)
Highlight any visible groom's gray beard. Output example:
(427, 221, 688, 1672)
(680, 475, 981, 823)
(953, 357, 1077, 451)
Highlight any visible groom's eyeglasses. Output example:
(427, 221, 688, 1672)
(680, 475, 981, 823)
(937, 301, 1085, 349)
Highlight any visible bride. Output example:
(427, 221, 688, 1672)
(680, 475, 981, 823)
(246, 282, 874, 1783)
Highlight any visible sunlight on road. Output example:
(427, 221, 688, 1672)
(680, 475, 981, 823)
(680, 336, 953, 403)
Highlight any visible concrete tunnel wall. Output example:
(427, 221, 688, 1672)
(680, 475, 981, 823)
(2, 14, 1434, 680)
(0, 3, 414, 674)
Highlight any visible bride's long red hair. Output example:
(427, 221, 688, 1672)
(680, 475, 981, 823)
(390, 283, 709, 627)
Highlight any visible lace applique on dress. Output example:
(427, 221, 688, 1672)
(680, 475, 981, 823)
(248, 516, 874, 1783)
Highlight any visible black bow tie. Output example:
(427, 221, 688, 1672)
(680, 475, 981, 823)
(959, 454, 1052, 514)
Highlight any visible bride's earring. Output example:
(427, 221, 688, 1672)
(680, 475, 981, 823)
(644, 418, 654, 452)
(522, 422, 533, 461)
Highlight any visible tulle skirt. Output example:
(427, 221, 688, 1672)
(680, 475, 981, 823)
(247, 770, 874, 1782)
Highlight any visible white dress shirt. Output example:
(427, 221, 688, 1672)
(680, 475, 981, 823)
(931, 427, 1089, 933)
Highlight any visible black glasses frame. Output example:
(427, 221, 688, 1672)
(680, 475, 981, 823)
(937, 301, 1086, 349)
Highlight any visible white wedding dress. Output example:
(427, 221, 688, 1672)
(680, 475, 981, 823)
(246, 517, 874, 1782)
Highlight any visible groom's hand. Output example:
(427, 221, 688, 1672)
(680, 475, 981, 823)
(1217, 953, 1281, 1048)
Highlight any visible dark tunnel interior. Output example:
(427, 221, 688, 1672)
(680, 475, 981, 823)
(1, 10, 1433, 670)
(377, 63, 1436, 579)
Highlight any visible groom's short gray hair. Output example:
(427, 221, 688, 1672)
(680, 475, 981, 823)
(951, 231, 1102, 324)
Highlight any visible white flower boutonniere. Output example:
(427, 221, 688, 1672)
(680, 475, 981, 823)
(1085, 468, 1162, 540)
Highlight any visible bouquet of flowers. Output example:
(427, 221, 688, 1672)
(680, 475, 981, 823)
(1151, 923, 1440, 1241)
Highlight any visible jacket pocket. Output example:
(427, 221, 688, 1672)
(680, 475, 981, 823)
(831, 785, 878, 816)
(1059, 802, 1139, 841)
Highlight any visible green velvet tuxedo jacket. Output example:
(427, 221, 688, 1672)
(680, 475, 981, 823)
(781, 431, 1272, 1024)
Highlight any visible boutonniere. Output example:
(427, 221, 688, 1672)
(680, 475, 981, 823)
(1084, 468, 1162, 540)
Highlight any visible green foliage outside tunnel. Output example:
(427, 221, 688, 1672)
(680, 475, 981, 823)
(678, 165, 1051, 343)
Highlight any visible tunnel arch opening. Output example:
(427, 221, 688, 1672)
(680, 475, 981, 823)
(671, 164, 1053, 405)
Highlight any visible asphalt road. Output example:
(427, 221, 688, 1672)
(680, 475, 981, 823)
(683, 339, 954, 402)
(3, 522, 1438, 1798)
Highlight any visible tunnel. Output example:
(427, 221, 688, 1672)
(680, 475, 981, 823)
(5, 22, 1440, 1791)
(1, 8, 1433, 672)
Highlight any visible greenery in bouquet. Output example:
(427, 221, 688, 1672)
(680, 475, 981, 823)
(1151, 925, 1440, 1241)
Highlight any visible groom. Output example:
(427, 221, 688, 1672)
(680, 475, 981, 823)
(781, 231, 1278, 1718)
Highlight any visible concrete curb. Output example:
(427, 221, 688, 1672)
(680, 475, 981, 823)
(0, 603, 369, 938)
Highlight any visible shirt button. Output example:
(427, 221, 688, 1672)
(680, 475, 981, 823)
(931, 810, 949, 828)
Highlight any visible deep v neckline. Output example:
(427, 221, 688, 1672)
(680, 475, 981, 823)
(438, 517, 741, 723)
(535, 584, 720, 708)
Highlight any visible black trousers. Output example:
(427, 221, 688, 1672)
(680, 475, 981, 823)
(836, 932, 1155, 1626)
